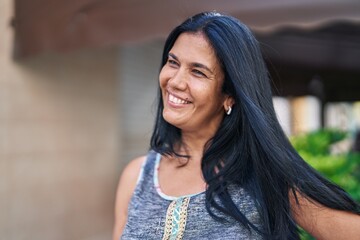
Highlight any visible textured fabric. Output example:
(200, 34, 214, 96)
(121, 151, 263, 240)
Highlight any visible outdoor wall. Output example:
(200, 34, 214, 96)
(120, 41, 163, 163)
(0, 0, 120, 239)
(325, 102, 360, 132)
(291, 96, 321, 135)
(273, 97, 291, 136)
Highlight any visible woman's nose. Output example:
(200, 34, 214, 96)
(168, 68, 187, 90)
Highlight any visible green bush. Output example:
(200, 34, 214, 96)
(290, 129, 360, 239)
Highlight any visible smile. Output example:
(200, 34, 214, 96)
(168, 93, 191, 105)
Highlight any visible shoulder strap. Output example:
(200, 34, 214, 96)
(135, 150, 158, 188)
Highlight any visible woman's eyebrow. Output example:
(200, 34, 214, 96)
(168, 53, 213, 74)
(168, 53, 178, 61)
(191, 62, 213, 74)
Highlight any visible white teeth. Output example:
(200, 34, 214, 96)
(169, 94, 189, 104)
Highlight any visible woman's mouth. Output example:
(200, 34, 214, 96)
(168, 93, 191, 105)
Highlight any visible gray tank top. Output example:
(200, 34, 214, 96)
(121, 151, 263, 239)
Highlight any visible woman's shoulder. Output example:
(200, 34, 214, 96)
(121, 151, 159, 184)
(114, 155, 147, 209)
(121, 155, 147, 185)
(113, 155, 147, 239)
(115, 155, 147, 205)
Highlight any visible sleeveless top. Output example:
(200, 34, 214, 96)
(121, 151, 263, 240)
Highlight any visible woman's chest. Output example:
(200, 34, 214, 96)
(121, 193, 262, 240)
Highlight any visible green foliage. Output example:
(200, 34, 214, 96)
(291, 129, 347, 156)
(290, 129, 360, 240)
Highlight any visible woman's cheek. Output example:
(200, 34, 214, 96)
(159, 67, 173, 86)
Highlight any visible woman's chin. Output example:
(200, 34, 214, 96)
(163, 114, 180, 126)
(162, 111, 186, 128)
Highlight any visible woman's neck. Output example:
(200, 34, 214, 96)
(179, 130, 215, 162)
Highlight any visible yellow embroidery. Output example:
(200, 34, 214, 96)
(162, 197, 190, 240)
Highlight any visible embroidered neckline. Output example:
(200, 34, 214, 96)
(162, 197, 190, 240)
(153, 153, 205, 201)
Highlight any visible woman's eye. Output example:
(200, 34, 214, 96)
(168, 59, 178, 66)
(193, 69, 207, 77)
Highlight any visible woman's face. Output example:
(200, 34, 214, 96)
(159, 32, 231, 134)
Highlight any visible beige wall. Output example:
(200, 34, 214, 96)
(120, 41, 163, 163)
(291, 96, 321, 135)
(1, 0, 120, 239)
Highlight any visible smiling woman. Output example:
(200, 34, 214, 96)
(160, 33, 230, 134)
(113, 12, 360, 240)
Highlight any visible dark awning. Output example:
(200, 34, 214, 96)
(257, 21, 360, 101)
(12, 0, 360, 101)
(12, 0, 360, 58)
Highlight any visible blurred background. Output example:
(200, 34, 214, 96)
(1, 0, 359, 239)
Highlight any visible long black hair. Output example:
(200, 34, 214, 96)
(150, 12, 360, 239)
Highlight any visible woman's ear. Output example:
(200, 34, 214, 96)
(223, 96, 235, 115)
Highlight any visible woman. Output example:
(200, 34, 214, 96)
(114, 12, 360, 239)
